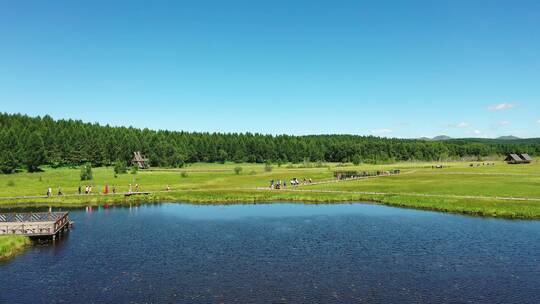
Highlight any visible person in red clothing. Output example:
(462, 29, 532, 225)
(104, 184, 109, 194)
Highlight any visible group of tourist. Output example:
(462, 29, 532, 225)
(43, 183, 178, 198)
(469, 162, 495, 167)
(45, 184, 124, 197)
(269, 177, 312, 189)
(128, 184, 140, 193)
(78, 184, 117, 195)
(46, 187, 63, 197)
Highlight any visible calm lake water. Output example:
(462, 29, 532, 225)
(1, 203, 539, 303)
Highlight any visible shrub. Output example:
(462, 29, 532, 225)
(352, 155, 362, 165)
(80, 163, 93, 181)
(249, 170, 257, 175)
(130, 166, 139, 175)
(181, 171, 188, 178)
(264, 160, 273, 172)
(234, 167, 243, 175)
(114, 161, 128, 174)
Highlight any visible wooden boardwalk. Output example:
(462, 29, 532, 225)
(124, 191, 150, 197)
(0, 212, 71, 239)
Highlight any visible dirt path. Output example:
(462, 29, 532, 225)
(414, 171, 540, 177)
(253, 188, 540, 202)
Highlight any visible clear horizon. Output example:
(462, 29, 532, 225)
(1, 0, 539, 138)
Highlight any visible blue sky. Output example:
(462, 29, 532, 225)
(1, 0, 539, 138)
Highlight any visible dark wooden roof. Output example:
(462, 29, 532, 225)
(505, 154, 522, 162)
(520, 153, 533, 161)
(505, 153, 533, 163)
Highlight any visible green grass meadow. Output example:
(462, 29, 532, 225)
(0, 160, 539, 219)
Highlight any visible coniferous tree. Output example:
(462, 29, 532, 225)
(25, 132, 46, 172)
(0, 112, 539, 172)
(0, 151, 17, 174)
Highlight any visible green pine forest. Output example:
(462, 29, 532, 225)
(1, 112, 539, 173)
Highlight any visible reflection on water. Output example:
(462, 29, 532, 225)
(1, 203, 539, 304)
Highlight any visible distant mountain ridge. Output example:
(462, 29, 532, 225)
(419, 135, 452, 141)
(420, 135, 523, 141)
(432, 135, 452, 141)
(496, 135, 521, 140)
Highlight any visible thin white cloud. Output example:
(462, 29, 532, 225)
(488, 103, 515, 111)
(465, 129, 486, 137)
(537, 119, 540, 124)
(498, 121, 510, 126)
(372, 128, 392, 134)
(446, 121, 471, 129)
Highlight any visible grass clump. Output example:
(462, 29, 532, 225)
(0, 236, 31, 260)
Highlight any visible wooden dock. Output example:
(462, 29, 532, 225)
(0, 212, 71, 240)
(124, 191, 150, 197)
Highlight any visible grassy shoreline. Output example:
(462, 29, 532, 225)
(1, 189, 539, 220)
(0, 236, 31, 260)
(1, 161, 539, 219)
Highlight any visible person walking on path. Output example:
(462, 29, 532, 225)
(104, 184, 109, 194)
(47, 187, 52, 197)
(57, 187, 63, 196)
(78, 185, 81, 195)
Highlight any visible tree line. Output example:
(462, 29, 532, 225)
(1, 113, 539, 173)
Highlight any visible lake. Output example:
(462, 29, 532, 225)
(1, 203, 539, 303)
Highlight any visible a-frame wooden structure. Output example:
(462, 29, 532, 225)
(131, 151, 150, 169)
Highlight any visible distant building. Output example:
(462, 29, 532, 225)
(520, 154, 533, 163)
(504, 153, 533, 164)
(131, 151, 150, 169)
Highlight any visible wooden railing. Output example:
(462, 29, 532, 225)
(0, 212, 69, 236)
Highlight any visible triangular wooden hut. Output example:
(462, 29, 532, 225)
(504, 154, 523, 164)
(520, 153, 532, 163)
(504, 153, 533, 164)
(131, 151, 150, 169)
